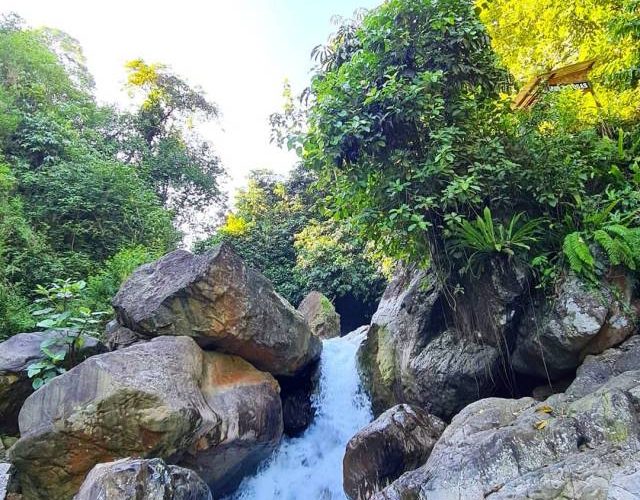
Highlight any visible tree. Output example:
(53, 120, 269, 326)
(122, 59, 225, 224)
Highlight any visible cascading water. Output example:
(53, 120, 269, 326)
(232, 327, 373, 500)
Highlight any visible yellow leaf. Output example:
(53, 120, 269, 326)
(536, 404, 554, 414)
(533, 419, 548, 430)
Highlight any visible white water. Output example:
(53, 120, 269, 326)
(233, 328, 373, 500)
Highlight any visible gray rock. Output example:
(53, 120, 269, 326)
(9, 336, 282, 499)
(512, 274, 636, 380)
(0, 330, 104, 434)
(74, 458, 212, 500)
(374, 336, 640, 500)
(104, 319, 147, 350)
(298, 291, 341, 339)
(359, 260, 527, 419)
(0, 462, 16, 500)
(343, 404, 446, 500)
(113, 244, 321, 376)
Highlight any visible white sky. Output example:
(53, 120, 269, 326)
(1, 0, 380, 194)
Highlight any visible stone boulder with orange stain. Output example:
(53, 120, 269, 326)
(8, 336, 282, 500)
(112, 243, 321, 376)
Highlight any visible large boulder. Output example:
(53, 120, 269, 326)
(74, 458, 212, 500)
(0, 330, 104, 434)
(512, 274, 637, 380)
(112, 244, 321, 376)
(298, 291, 341, 339)
(343, 404, 445, 500)
(8, 336, 282, 499)
(374, 335, 640, 499)
(359, 260, 528, 419)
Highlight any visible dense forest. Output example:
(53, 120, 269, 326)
(1, 0, 639, 377)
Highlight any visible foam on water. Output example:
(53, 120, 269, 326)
(232, 328, 373, 500)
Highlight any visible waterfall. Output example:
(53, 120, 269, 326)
(232, 327, 373, 500)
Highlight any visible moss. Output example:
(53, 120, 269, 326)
(376, 326, 396, 387)
(319, 294, 335, 315)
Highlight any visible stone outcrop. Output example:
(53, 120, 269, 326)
(374, 335, 640, 499)
(9, 336, 282, 499)
(343, 404, 445, 500)
(512, 274, 637, 380)
(112, 244, 321, 376)
(74, 458, 212, 500)
(359, 260, 528, 420)
(298, 291, 341, 339)
(0, 330, 103, 434)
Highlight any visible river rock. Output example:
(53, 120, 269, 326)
(298, 291, 341, 339)
(343, 404, 445, 500)
(0, 330, 104, 434)
(359, 260, 527, 419)
(373, 335, 640, 499)
(512, 274, 636, 380)
(112, 244, 321, 376)
(74, 458, 212, 500)
(8, 336, 282, 499)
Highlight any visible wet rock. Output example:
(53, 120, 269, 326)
(512, 274, 637, 380)
(343, 404, 445, 500)
(0, 330, 104, 434)
(277, 360, 320, 437)
(9, 336, 282, 499)
(113, 244, 321, 376)
(298, 291, 341, 339)
(374, 336, 640, 500)
(74, 458, 212, 500)
(359, 260, 527, 419)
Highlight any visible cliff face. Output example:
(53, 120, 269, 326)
(353, 260, 639, 499)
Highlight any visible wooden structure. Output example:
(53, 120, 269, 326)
(513, 59, 597, 109)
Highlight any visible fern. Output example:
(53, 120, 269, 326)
(448, 207, 541, 273)
(562, 232, 594, 275)
(564, 224, 640, 279)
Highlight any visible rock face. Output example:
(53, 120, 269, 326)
(9, 336, 282, 499)
(277, 360, 320, 437)
(298, 291, 341, 339)
(74, 458, 212, 500)
(512, 274, 637, 380)
(374, 335, 640, 500)
(359, 260, 528, 419)
(0, 462, 16, 500)
(0, 330, 103, 434)
(113, 244, 321, 376)
(343, 404, 446, 500)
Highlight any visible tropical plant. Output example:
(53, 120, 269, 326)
(447, 207, 542, 274)
(27, 279, 106, 389)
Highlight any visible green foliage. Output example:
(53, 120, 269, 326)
(447, 207, 542, 273)
(302, 0, 510, 264)
(27, 279, 106, 389)
(83, 246, 160, 314)
(0, 16, 226, 337)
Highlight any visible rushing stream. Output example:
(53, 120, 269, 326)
(232, 328, 373, 500)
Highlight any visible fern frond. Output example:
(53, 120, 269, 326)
(563, 232, 594, 274)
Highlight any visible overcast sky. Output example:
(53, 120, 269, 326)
(2, 0, 380, 194)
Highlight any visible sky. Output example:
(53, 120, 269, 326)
(1, 0, 380, 195)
